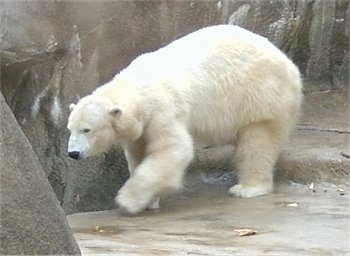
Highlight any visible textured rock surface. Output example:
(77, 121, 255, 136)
(0, 0, 348, 213)
(0, 92, 81, 255)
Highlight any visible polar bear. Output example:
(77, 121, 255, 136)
(67, 25, 302, 214)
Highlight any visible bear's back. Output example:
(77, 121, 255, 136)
(124, 25, 292, 86)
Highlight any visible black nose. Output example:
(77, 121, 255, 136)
(68, 151, 80, 160)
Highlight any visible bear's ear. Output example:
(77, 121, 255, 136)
(69, 103, 76, 112)
(109, 106, 122, 118)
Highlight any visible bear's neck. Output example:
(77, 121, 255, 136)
(96, 74, 151, 126)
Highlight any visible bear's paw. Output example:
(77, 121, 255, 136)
(228, 183, 272, 198)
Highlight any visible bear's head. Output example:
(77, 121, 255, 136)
(67, 95, 142, 160)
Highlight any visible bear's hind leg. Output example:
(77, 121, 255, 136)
(229, 121, 286, 198)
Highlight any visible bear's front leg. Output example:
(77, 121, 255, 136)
(116, 129, 194, 214)
(123, 140, 161, 211)
(147, 197, 160, 210)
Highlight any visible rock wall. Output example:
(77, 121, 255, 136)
(0, 92, 81, 255)
(0, 0, 348, 213)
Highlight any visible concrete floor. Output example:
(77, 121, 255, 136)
(68, 181, 349, 255)
(67, 92, 350, 255)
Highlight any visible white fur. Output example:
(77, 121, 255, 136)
(67, 25, 302, 214)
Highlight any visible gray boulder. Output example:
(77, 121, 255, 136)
(0, 92, 80, 255)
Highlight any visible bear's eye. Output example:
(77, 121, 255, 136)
(83, 128, 91, 133)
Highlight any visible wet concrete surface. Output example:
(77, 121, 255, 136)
(68, 181, 349, 256)
(67, 92, 350, 255)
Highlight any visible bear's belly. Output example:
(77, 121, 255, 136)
(188, 118, 238, 146)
